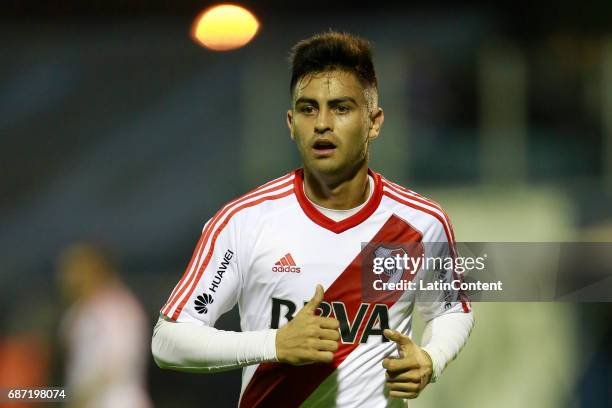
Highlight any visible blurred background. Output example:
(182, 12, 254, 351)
(1, 0, 611, 407)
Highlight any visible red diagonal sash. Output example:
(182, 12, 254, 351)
(239, 215, 422, 408)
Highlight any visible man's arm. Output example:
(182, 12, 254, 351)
(152, 213, 266, 373)
(421, 311, 474, 382)
(151, 316, 278, 373)
(383, 220, 474, 399)
(152, 284, 340, 372)
(382, 311, 473, 399)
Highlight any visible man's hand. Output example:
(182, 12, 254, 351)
(382, 329, 433, 399)
(276, 284, 340, 365)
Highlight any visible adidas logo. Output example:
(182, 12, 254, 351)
(194, 292, 214, 314)
(272, 253, 301, 273)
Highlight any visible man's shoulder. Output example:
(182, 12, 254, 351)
(207, 171, 298, 226)
(378, 173, 447, 213)
(377, 173, 455, 239)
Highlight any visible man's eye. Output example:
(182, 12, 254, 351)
(336, 105, 350, 113)
(300, 106, 316, 114)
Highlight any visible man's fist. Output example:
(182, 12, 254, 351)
(382, 329, 433, 399)
(275, 284, 340, 365)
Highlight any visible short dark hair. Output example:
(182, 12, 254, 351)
(289, 31, 378, 100)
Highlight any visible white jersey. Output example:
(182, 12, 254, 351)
(64, 285, 152, 408)
(160, 169, 470, 408)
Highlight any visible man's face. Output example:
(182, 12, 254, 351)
(287, 70, 383, 177)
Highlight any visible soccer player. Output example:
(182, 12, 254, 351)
(58, 242, 152, 408)
(152, 31, 474, 407)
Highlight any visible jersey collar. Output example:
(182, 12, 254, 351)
(293, 168, 383, 234)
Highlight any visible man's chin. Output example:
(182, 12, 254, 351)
(306, 158, 344, 175)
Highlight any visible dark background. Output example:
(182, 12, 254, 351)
(1, 1, 611, 407)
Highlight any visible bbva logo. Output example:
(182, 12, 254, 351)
(270, 298, 390, 344)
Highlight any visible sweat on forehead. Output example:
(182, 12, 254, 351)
(292, 70, 377, 110)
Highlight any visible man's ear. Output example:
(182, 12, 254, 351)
(368, 107, 384, 141)
(287, 109, 295, 141)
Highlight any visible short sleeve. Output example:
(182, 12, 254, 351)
(415, 219, 471, 321)
(159, 214, 246, 326)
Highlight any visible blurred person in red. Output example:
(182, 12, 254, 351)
(57, 242, 152, 408)
(0, 330, 50, 408)
(0, 283, 54, 408)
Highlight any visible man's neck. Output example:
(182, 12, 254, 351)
(302, 163, 370, 210)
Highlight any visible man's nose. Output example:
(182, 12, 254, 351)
(314, 108, 332, 134)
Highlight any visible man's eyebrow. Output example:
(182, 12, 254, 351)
(328, 97, 358, 105)
(295, 97, 318, 105)
(294, 96, 358, 105)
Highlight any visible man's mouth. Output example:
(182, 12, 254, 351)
(312, 139, 337, 157)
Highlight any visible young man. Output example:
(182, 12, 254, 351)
(152, 31, 474, 407)
(58, 242, 152, 408)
